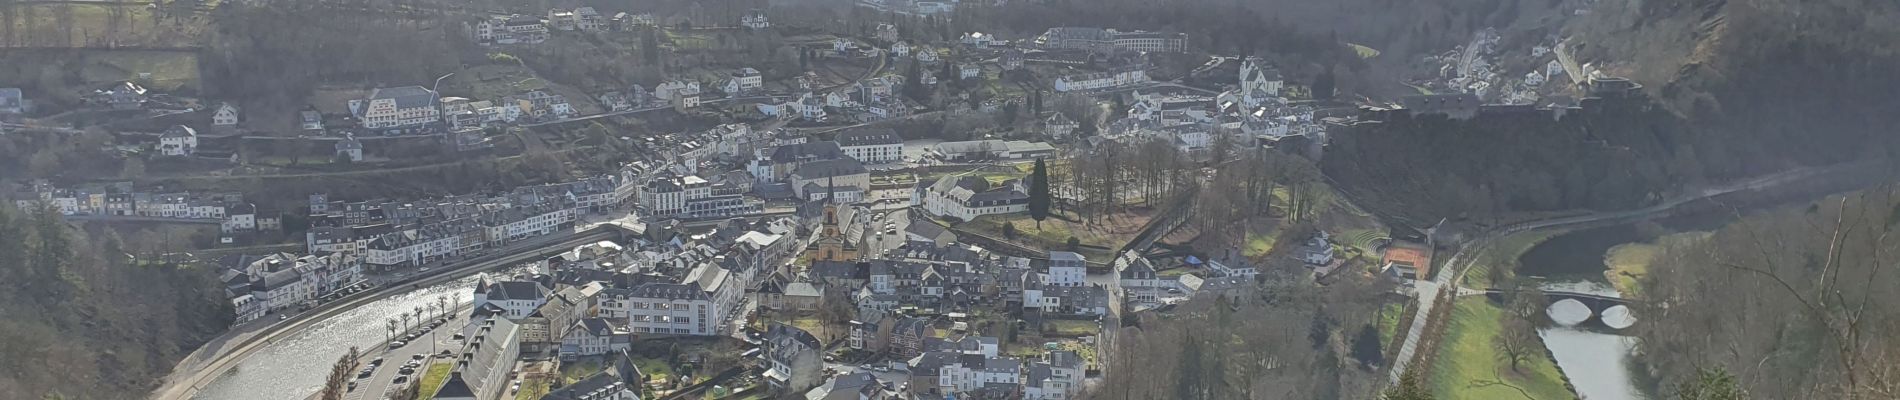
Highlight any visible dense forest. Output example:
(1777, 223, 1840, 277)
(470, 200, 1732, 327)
(1633, 187, 1900, 398)
(0, 204, 232, 399)
(1322, 97, 1680, 225)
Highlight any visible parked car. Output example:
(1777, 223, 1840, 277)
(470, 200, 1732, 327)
(393, 376, 408, 384)
(389, 340, 406, 349)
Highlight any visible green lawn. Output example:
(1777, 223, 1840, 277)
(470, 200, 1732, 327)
(1604, 231, 1709, 298)
(1044, 319, 1098, 337)
(1347, 43, 1383, 59)
(1241, 224, 1281, 258)
(632, 357, 675, 383)
(416, 362, 454, 398)
(1377, 302, 1405, 346)
(1429, 298, 1572, 400)
(561, 358, 603, 384)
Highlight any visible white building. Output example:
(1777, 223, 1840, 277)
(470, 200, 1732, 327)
(348, 86, 440, 131)
(834, 128, 903, 164)
(1051, 66, 1147, 92)
(1045, 251, 1087, 287)
(598, 282, 723, 336)
(472, 278, 551, 320)
(212, 103, 240, 128)
(158, 125, 198, 156)
(559, 318, 631, 360)
(788, 158, 871, 200)
(920, 173, 1028, 222)
(741, 9, 770, 29)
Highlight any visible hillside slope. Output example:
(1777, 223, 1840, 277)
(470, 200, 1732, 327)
(1326, 0, 1900, 224)
(0, 205, 232, 399)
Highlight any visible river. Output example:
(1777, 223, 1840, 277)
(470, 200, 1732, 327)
(1514, 212, 1732, 400)
(192, 267, 530, 400)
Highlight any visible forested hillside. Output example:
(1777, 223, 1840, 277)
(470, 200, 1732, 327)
(0, 205, 231, 399)
(1325, 0, 1900, 224)
(1322, 98, 1681, 224)
(1633, 188, 1900, 398)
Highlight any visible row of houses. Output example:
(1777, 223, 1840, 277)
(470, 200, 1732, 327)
(304, 175, 626, 268)
(9, 180, 268, 233)
(219, 252, 363, 322)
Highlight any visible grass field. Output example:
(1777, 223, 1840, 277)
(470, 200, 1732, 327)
(1044, 319, 1098, 337)
(1429, 298, 1572, 400)
(632, 357, 675, 383)
(1377, 302, 1405, 346)
(1604, 231, 1708, 298)
(961, 209, 1142, 262)
(1347, 43, 1382, 59)
(416, 362, 454, 398)
(2, 3, 208, 48)
(562, 358, 604, 384)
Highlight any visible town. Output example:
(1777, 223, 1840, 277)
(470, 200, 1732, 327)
(0, 0, 1694, 399)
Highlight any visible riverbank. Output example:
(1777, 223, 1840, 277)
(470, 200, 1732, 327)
(1602, 231, 1709, 298)
(1428, 297, 1573, 399)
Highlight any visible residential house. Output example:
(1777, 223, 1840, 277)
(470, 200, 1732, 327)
(0, 87, 23, 114)
(335, 134, 364, 162)
(1024, 350, 1084, 400)
(782, 282, 824, 311)
(298, 109, 324, 132)
(1114, 251, 1163, 306)
(805, 372, 890, 400)
(960, 32, 993, 47)
(1044, 251, 1086, 287)
(560, 318, 631, 360)
(875, 23, 899, 42)
(848, 312, 895, 352)
(890, 316, 935, 358)
(909, 352, 1022, 395)
(547, 9, 579, 31)
(1052, 65, 1148, 92)
(724, 68, 763, 94)
(763, 323, 823, 392)
(158, 125, 198, 156)
(1000, 49, 1025, 71)
(473, 278, 553, 320)
(1299, 231, 1335, 265)
(212, 103, 240, 131)
(889, 41, 911, 57)
(741, 9, 770, 29)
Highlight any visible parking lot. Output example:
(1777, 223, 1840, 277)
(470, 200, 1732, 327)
(343, 310, 470, 400)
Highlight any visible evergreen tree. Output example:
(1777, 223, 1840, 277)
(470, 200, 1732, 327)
(1028, 158, 1052, 228)
(641, 27, 662, 66)
(904, 57, 923, 100)
(1313, 65, 1337, 100)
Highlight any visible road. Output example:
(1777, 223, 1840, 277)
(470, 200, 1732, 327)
(523, 95, 790, 127)
(1553, 39, 1587, 87)
(1456, 32, 1486, 78)
(153, 227, 621, 400)
(1386, 165, 1837, 384)
(343, 308, 471, 400)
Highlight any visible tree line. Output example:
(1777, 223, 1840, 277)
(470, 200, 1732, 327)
(0, 203, 232, 399)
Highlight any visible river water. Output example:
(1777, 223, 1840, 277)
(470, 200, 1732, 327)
(1516, 220, 1714, 400)
(192, 267, 529, 400)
